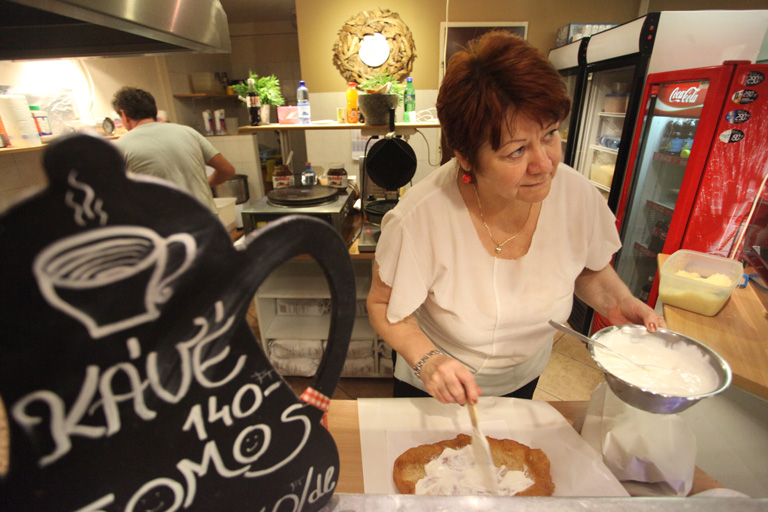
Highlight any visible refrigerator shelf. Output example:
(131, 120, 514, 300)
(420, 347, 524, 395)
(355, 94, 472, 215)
(633, 241, 657, 259)
(652, 151, 688, 167)
(590, 180, 610, 192)
(646, 199, 674, 217)
(598, 112, 626, 119)
(590, 144, 618, 155)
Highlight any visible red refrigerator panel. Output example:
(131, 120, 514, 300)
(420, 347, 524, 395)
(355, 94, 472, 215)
(682, 64, 768, 257)
(591, 64, 740, 333)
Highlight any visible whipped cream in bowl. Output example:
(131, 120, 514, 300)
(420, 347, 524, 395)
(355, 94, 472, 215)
(589, 325, 732, 414)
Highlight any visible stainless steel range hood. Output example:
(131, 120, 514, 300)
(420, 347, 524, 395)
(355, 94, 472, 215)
(0, 0, 231, 60)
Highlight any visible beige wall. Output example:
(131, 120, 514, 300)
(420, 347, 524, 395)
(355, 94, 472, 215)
(295, 0, 642, 93)
(648, 0, 768, 11)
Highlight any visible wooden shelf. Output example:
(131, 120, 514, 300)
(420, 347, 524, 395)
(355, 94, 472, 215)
(0, 144, 45, 155)
(173, 93, 240, 100)
(0, 135, 119, 156)
(238, 121, 440, 138)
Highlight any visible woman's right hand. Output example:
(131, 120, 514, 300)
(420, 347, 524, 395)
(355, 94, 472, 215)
(420, 353, 481, 406)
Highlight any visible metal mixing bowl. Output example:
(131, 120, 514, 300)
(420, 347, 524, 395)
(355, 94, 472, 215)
(589, 324, 732, 414)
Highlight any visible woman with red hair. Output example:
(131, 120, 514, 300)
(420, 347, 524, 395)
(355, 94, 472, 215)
(367, 31, 665, 405)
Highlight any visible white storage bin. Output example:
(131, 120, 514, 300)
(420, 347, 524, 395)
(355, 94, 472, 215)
(342, 355, 376, 377)
(348, 340, 374, 358)
(275, 298, 330, 316)
(213, 197, 236, 230)
(659, 249, 742, 316)
(270, 356, 319, 377)
(269, 339, 325, 358)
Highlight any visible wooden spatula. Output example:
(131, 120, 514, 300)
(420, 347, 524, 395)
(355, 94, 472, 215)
(468, 401, 499, 493)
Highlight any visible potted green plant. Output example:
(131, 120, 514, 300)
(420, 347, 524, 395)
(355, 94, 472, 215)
(357, 73, 405, 125)
(232, 71, 285, 124)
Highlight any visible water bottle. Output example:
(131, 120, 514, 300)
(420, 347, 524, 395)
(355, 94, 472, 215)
(301, 161, 317, 186)
(403, 77, 416, 123)
(297, 80, 310, 125)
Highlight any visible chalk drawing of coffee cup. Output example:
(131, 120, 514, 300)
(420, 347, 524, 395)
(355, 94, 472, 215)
(33, 226, 196, 339)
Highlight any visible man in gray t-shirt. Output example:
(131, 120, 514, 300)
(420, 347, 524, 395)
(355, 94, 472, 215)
(112, 87, 235, 213)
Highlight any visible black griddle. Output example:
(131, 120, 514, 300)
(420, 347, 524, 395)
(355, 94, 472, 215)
(267, 185, 339, 207)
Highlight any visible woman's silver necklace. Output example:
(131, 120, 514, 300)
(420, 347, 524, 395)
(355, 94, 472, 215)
(472, 183, 532, 254)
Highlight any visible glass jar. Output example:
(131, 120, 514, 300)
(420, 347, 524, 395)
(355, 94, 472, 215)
(327, 162, 348, 190)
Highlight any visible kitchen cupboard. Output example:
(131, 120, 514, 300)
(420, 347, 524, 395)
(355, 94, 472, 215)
(254, 256, 393, 378)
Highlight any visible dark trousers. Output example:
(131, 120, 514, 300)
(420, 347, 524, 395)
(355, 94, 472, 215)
(392, 376, 540, 400)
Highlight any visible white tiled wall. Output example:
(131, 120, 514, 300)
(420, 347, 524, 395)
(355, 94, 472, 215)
(205, 133, 264, 202)
(0, 150, 47, 214)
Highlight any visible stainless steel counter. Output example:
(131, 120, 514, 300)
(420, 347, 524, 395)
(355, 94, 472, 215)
(321, 494, 767, 511)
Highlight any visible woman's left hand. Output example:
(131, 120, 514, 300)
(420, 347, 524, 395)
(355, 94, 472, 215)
(607, 295, 667, 332)
(576, 265, 667, 333)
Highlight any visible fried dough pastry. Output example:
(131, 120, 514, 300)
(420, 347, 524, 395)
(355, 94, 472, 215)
(393, 433, 554, 496)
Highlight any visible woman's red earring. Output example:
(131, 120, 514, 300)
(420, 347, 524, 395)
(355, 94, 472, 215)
(462, 172, 472, 184)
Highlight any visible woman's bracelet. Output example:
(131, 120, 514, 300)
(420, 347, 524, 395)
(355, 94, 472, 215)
(412, 349, 441, 378)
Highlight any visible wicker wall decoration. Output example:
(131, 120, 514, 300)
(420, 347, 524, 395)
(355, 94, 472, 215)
(332, 9, 417, 84)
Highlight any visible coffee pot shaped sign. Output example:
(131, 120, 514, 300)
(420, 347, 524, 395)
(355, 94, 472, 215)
(0, 134, 355, 511)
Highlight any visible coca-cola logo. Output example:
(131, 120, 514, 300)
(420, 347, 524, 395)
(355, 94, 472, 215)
(669, 86, 700, 103)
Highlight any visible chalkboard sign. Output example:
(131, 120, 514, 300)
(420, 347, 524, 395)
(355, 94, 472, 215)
(0, 134, 356, 511)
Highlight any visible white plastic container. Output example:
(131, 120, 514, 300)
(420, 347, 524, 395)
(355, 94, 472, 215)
(201, 110, 214, 135)
(213, 197, 236, 230)
(659, 249, 743, 316)
(214, 108, 226, 135)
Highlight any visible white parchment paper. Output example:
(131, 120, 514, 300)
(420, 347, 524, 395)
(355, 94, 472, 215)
(581, 384, 696, 496)
(358, 397, 628, 496)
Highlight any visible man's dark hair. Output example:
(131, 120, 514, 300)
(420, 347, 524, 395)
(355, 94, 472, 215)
(111, 86, 157, 121)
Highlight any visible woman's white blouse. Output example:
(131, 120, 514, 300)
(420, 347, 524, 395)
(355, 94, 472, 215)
(375, 160, 621, 395)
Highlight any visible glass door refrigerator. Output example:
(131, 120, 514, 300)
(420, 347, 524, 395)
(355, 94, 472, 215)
(551, 9, 768, 334)
(547, 36, 590, 166)
(592, 62, 768, 333)
(558, 14, 658, 334)
(573, 14, 658, 211)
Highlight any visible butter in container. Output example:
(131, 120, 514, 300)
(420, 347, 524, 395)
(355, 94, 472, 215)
(659, 249, 743, 316)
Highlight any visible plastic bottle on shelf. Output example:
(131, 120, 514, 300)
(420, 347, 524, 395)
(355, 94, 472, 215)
(327, 162, 348, 190)
(301, 161, 317, 186)
(667, 119, 685, 155)
(202, 110, 214, 135)
(658, 120, 673, 154)
(346, 82, 358, 124)
(680, 119, 697, 158)
(297, 80, 311, 125)
(403, 77, 416, 123)
(246, 78, 261, 126)
(29, 105, 54, 142)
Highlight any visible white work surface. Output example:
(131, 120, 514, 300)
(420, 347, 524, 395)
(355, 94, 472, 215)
(357, 397, 628, 496)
